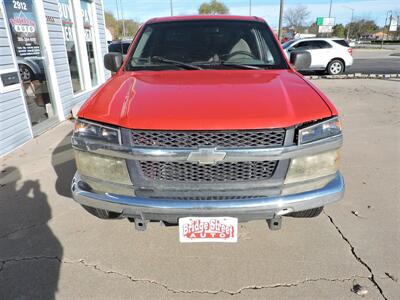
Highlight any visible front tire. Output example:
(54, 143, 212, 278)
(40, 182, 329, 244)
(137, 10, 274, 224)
(288, 207, 323, 218)
(82, 205, 122, 219)
(19, 64, 33, 82)
(327, 60, 344, 75)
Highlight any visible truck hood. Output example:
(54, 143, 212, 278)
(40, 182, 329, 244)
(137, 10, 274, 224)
(79, 70, 334, 130)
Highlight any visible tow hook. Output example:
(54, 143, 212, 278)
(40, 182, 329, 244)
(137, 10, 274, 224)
(267, 216, 282, 231)
(129, 213, 149, 231)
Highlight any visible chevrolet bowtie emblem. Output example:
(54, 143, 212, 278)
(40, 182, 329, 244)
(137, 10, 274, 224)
(187, 148, 227, 165)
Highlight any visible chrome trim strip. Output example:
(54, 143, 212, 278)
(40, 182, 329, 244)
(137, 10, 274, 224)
(71, 172, 344, 217)
(72, 134, 342, 162)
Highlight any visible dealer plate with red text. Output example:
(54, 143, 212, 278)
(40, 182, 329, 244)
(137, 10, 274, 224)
(179, 217, 238, 243)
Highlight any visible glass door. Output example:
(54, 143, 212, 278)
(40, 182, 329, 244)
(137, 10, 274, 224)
(80, 0, 98, 87)
(59, 0, 84, 94)
(3, 0, 57, 132)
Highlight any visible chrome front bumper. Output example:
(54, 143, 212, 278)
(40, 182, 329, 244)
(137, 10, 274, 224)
(71, 172, 344, 222)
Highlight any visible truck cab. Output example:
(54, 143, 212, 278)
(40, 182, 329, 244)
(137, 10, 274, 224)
(71, 16, 344, 234)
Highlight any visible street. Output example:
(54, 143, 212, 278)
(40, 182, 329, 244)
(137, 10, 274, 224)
(347, 58, 400, 74)
(0, 78, 399, 299)
(299, 48, 400, 75)
(347, 47, 400, 74)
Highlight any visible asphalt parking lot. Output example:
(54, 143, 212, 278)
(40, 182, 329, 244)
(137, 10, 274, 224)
(0, 78, 399, 299)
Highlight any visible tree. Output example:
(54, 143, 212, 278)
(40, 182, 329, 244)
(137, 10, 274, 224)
(308, 22, 318, 35)
(198, 0, 229, 15)
(104, 11, 140, 39)
(105, 11, 120, 37)
(332, 24, 346, 38)
(284, 5, 310, 32)
(345, 19, 378, 39)
(124, 19, 140, 37)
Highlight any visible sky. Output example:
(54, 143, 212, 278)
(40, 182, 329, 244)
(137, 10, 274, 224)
(103, 0, 399, 29)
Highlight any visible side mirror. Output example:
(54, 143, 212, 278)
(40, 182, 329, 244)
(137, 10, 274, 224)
(104, 52, 123, 72)
(290, 51, 311, 70)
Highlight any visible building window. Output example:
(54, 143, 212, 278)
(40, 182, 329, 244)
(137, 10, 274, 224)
(80, 0, 98, 87)
(58, 0, 101, 94)
(59, 0, 84, 93)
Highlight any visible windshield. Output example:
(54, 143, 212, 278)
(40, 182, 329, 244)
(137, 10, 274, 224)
(126, 20, 288, 71)
(109, 42, 131, 55)
(282, 39, 298, 49)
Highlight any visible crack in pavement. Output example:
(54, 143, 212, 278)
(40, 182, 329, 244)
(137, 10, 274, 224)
(0, 223, 47, 240)
(324, 211, 389, 300)
(0, 207, 78, 241)
(0, 256, 372, 296)
(384, 272, 398, 283)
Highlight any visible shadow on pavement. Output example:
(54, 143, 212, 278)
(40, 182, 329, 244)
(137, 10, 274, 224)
(51, 131, 76, 198)
(0, 167, 63, 299)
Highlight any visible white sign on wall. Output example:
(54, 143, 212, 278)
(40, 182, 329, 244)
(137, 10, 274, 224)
(319, 25, 333, 33)
(389, 17, 398, 32)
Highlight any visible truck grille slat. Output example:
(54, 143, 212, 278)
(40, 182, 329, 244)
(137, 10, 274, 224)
(131, 129, 285, 148)
(140, 161, 277, 182)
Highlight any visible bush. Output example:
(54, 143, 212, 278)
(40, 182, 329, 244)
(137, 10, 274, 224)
(370, 40, 400, 44)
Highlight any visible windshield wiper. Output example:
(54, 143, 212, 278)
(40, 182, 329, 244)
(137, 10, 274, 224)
(151, 56, 202, 70)
(219, 61, 264, 70)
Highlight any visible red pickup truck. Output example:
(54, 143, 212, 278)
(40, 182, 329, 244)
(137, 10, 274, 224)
(71, 16, 343, 236)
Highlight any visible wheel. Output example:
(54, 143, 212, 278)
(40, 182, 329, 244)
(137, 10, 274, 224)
(81, 205, 122, 219)
(327, 60, 344, 75)
(19, 64, 33, 82)
(288, 207, 323, 218)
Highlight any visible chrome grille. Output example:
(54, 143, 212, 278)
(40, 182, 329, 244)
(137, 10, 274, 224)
(131, 129, 285, 148)
(139, 161, 277, 182)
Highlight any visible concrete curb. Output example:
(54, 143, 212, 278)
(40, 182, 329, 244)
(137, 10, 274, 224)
(305, 73, 400, 80)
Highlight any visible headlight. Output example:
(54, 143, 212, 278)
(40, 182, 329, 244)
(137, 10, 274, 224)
(298, 117, 341, 144)
(75, 150, 131, 185)
(74, 119, 121, 144)
(284, 150, 340, 185)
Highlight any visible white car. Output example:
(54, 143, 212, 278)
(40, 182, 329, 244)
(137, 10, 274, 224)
(282, 38, 353, 75)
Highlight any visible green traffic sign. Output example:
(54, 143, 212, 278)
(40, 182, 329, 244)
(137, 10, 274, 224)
(316, 17, 324, 26)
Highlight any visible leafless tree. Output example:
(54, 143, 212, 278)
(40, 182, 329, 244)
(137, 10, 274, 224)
(284, 5, 310, 32)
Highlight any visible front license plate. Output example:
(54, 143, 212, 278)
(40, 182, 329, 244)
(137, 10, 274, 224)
(179, 217, 238, 243)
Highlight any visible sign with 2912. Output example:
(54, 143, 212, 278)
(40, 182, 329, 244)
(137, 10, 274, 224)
(4, 0, 41, 58)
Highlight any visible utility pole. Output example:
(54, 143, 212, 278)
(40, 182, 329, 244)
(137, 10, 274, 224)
(115, 0, 120, 23)
(249, 0, 252, 16)
(343, 6, 354, 40)
(328, 0, 333, 18)
(381, 11, 392, 49)
(278, 0, 284, 41)
(170, 0, 173, 16)
(120, 0, 126, 38)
